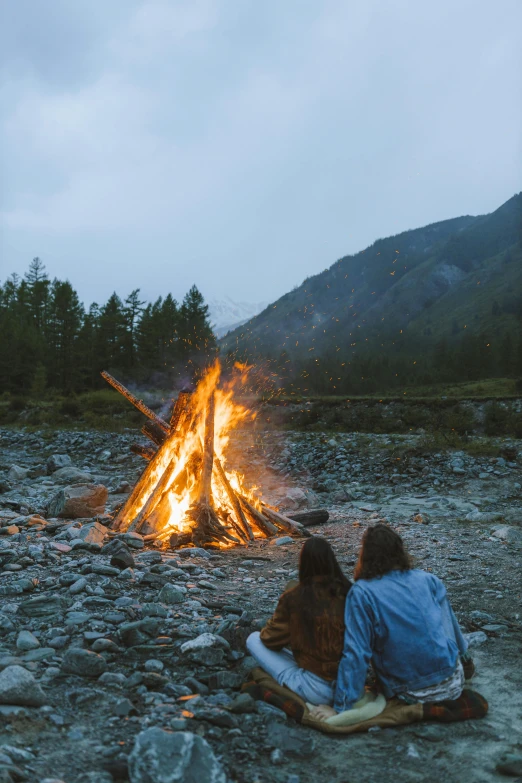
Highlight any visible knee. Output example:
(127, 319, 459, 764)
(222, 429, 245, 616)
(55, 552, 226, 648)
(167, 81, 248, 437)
(246, 631, 261, 654)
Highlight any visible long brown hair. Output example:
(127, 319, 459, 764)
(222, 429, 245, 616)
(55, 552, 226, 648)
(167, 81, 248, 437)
(298, 537, 351, 644)
(354, 524, 412, 581)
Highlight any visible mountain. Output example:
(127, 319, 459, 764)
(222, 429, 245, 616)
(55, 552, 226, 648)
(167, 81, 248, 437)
(207, 297, 269, 338)
(220, 193, 522, 392)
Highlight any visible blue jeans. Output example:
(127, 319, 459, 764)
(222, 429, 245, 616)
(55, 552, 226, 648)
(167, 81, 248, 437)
(246, 631, 335, 706)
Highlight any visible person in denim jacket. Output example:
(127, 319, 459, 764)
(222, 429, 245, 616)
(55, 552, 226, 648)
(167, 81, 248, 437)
(311, 524, 473, 721)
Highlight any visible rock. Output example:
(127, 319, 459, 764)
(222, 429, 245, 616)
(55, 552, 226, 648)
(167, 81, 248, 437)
(144, 659, 164, 673)
(279, 488, 308, 510)
(128, 728, 226, 783)
(491, 526, 522, 545)
(0, 665, 46, 706)
(103, 540, 135, 570)
(464, 631, 488, 648)
(180, 633, 230, 655)
(496, 754, 522, 776)
(16, 631, 40, 652)
(158, 584, 185, 605)
(61, 649, 107, 678)
(69, 577, 88, 594)
(228, 693, 257, 714)
(121, 532, 145, 549)
(52, 467, 93, 484)
(48, 484, 108, 519)
(75, 521, 109, 545)
(112, 697, 136, 717)
(19, 595, 63, 618)
(7, 465, 28, 482)
(47, 454, 72, 473)
(270, 536, 293, 546)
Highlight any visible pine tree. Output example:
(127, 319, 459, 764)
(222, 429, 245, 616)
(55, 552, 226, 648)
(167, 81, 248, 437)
(123, 289, 145, 369)
(47, 279, 84, 390)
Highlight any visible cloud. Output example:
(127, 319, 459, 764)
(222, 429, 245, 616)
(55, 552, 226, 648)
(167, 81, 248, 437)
(1, 0, 521, 303)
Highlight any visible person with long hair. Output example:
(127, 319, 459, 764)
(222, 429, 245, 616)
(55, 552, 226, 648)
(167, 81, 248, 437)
(311, 524, 473, 720)
(246, 536, 351, 705)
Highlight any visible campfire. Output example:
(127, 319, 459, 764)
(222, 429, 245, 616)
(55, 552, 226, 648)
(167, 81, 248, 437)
(102, 363, 308, 548)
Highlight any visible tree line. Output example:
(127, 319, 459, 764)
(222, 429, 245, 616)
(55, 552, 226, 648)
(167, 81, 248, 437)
(0, 258, 216, 395)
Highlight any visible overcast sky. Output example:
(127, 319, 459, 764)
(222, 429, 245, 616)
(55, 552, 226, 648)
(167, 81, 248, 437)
(1, 0, 521, 309)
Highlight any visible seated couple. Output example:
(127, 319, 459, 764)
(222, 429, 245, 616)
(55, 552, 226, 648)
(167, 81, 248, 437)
(246, 525, 473, 721)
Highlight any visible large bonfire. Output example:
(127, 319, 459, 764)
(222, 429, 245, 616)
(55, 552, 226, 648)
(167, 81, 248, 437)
(105, 361, 308, 549)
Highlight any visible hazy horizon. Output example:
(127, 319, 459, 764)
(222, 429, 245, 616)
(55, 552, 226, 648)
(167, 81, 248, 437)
(1, 0, 521, 308)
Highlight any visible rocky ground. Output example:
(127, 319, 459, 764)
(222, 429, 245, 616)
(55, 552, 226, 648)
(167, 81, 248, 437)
(0, 425, 520, 783)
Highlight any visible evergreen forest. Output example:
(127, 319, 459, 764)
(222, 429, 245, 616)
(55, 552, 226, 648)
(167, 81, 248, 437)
(0, 258, 216, 395)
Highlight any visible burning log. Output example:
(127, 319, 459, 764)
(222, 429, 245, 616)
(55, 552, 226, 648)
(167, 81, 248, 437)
(238, 495, 278, 537)
(130, 443, 157, 461)
(183, 393, 240, 547)
(170, 390, 192, 429)
(261, 504, 311, 537)
(101, 371, 169, 433)
(141, 421, 167, 447)
(214, 457, 254, 542)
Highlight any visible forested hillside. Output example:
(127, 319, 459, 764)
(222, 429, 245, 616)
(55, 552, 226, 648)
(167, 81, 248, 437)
(221, 193, 522, 393)
(0, 259, 216, 394)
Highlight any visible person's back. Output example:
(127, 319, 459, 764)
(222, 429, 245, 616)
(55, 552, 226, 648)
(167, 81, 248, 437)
(349, 569, 459, 696)
(310, 524, 472, 721)
(260, 575, 347, 681)
(246, 537, 351, 706)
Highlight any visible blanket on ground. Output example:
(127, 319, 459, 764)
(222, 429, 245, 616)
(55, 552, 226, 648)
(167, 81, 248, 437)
(241, 667, 488, 735)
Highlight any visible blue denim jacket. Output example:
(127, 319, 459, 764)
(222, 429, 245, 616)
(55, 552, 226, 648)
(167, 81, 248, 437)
(334, 569, 468, 712)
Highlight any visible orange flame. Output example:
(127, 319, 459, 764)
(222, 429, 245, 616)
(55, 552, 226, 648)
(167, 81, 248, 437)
(120, 360, 258, 545)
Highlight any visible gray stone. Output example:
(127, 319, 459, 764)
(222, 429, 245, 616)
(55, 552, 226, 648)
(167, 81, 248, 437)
(19, 595, 62, 617)
(464, 631, 488, 648)
(75, 521, 108, 545)
(52, 467, 93, 484)
(69, 577, 88, 594)
(270, 536, 293, 546)
(61, 648, 107, 678)
(16, 630, 40, 652)
(128, 727, 226, 783)
(496, 754, 522, 776)
(48, 484, 108, 519)
(0, 665, 46, 706)
(158, 584, 186, 605)
(180, 633, 230, 655)
(7, 465, 29, 482)
(47, 453, 72, 473)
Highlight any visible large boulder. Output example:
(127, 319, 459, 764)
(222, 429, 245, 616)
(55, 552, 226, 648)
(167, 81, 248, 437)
(47, 454, 72, 473)
(47, 484, 108, 519)
(0, 665, 46, 706)
(128, 728, 226, 783)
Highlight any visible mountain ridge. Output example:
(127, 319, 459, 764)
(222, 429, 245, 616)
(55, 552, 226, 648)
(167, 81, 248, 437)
(220, 193, 522, 391)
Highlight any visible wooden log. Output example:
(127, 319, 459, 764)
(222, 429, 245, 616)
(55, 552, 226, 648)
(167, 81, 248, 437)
(131, 394, 197, 533)
(142, 421, 167, 446)
(199, 393, 215, 506)
(214, 457, 253, 541)
(101, 371, 170, 432)
(170, 391, 192, 429)
(130, 443, 157, 461)
(288, 510, 330, 527)
(238, 495, 278, 536)
(129, 457, 179, 533)
(113, 409, 192, 532)
(261, 504, 310, 537)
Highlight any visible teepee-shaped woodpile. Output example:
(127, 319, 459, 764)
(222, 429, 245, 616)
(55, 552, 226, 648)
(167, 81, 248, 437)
(102, 364, 308, 549)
